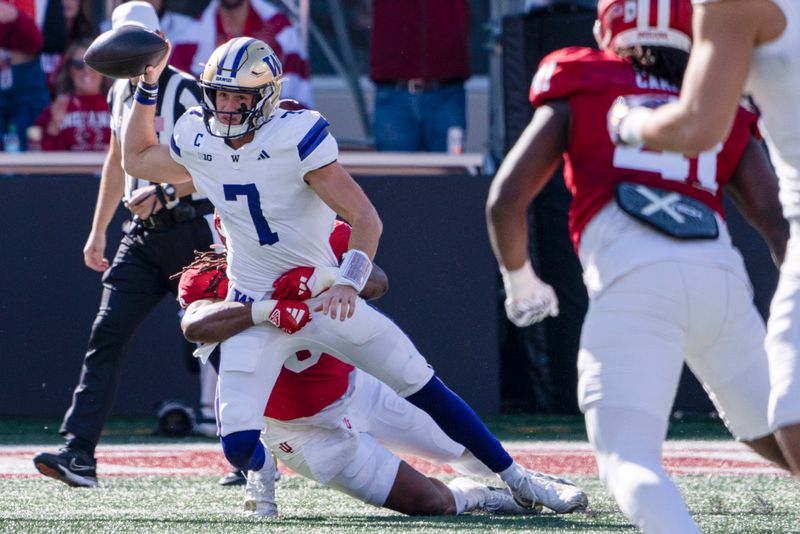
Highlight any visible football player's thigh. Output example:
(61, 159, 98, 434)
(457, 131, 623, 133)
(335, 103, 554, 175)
(350, 371, 464, 462)
(578, 263, 687, 420)
(687, 270, 772, 439)
(298, 298, 434, 397)
(217, 326, 288, 436)
(766, 236, 800, 428)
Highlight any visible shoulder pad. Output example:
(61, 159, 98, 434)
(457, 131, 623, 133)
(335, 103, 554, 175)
(530, 47, 630, 106)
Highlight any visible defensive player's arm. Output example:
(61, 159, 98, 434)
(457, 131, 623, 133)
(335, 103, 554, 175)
(182, 265, 388, 343)
(121, 41, 192, 184)
(725, 136, 789, 266)
(637, 1, 782, 152)
(182, 299, 253, 343)
(486, 100, 570, 270)
(84, 130, 125, 272)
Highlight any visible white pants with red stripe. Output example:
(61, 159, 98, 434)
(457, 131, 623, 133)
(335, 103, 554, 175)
(262, 370, 468, 506)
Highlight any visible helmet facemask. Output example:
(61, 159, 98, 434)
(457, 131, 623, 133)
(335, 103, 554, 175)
(198, 37, 284, 139)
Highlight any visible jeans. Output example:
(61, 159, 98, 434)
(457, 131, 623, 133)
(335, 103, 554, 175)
(0, 59, 49, 151)
(373, 81, 466, 152)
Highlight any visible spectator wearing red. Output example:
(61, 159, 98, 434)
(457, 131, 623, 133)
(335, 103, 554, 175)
(33, 39, 110, 151)
(0, 0, 49, 150)
(191, 0, 313, 107)
(369, 0, 470, 152)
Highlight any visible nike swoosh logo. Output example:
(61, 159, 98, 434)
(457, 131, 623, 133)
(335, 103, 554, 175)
(69, 458, 95, 472)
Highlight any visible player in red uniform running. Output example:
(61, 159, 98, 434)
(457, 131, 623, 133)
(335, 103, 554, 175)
(177, 217, 545, 517)
(487, 1, 792, 532)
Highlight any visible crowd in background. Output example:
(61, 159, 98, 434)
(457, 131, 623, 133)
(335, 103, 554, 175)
(0, 0, 471, 154)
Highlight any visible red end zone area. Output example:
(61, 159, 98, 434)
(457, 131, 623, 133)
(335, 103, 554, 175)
(1, 441, 787, 479)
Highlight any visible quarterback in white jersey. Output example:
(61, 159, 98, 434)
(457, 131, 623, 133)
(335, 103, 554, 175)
(121, 36, 588, 513)
(610, 0, 800, 477)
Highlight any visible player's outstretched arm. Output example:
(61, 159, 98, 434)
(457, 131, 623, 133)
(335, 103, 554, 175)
(624, 1, 782, 153)
(121, 40, 191, 184)
(306, 161, 382, 320)
(487, 100, 569, 327)
(182, 298, 311, 342)
(725, 136, 789, 266)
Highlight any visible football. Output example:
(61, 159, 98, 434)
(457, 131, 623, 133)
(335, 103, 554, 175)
(84, 25, 168, 79)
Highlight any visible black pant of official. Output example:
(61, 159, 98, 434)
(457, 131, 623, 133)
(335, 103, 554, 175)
(60, 216, 214, 447)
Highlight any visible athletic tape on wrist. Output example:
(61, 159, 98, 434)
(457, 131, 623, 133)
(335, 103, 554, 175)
(251, 299, 277, 325)
(500, 260, 541, 301)
(335, 249, 372, 293)
(619, 106, 652, 146)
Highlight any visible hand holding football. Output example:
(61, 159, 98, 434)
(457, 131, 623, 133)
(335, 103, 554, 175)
(84, 25, 168, 79)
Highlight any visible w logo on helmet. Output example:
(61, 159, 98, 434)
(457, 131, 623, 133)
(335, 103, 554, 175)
(263, 54, 282, 77)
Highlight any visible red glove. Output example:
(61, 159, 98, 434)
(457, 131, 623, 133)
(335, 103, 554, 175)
(251, 299, 311, 334)
(272, 266, 338, 300)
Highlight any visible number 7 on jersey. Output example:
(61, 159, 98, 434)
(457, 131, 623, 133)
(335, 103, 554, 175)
(223, 183, 280, 246)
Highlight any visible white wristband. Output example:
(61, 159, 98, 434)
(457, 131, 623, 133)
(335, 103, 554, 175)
(251, 299, 277, 324)
(335, 249, 373, 293)
(500, 260, 542, 301)
(619, 106, 652, 146)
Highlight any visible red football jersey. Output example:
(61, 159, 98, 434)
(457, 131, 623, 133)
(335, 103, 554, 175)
(529, 47, 758, 248)
(178, 221, 355, 421)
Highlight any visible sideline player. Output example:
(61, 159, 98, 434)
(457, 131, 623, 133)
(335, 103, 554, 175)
(32, 1, 213, 488)
(176, 219, 540, 517)
(487, 1, 791, 532)
(120, 37, 586, 512)
(609, 0, 800, 477)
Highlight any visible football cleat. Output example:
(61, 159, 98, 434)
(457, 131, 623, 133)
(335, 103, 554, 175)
(243, 456, 278, 517)
(33, 447, 98, 488)
(484, 486, 542, 515)
(502, 463, 588, 513)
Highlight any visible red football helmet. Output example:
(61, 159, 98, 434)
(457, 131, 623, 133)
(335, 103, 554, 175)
(594, 0, 693, 53)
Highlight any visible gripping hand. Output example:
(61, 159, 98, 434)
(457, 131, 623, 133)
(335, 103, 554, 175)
(272, 266, 338, 300)
(251, 299, 311, 334)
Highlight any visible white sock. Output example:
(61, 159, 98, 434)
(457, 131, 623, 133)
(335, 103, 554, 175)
(586, 406, 702, 534)
(447, 478, 488, 514)
(498, 461, 523, 484)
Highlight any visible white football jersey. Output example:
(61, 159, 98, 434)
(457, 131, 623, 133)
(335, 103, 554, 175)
(745, 0, 800, 217)
(171, 107, 340, 296)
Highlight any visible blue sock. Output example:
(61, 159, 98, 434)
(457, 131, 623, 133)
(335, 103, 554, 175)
(220, 430, 265, 471)
(406, 376, 513, 473)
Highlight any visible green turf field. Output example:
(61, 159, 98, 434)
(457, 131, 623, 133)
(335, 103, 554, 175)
(1, 416, 797, 534)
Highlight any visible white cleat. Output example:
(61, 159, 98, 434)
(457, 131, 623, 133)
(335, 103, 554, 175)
(243, 455, 278, 517)
(501, 463, 588, 513)
(484, 486, 541, 515)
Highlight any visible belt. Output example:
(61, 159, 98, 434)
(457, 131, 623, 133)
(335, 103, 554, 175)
(380, 78, 462, 94)
(140, 199, 214, 229)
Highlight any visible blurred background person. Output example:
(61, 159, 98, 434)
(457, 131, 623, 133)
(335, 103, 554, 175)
(100, 0, 203, 74)
(33, 38, 110, 151)
(368, 0, 469, 152)
(39, 0, 96, 92)
(191, 0, 312, 106)
(0, 0, 48, 151)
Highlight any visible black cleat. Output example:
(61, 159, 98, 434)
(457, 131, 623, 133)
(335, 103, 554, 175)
(33, 447, 98, 488)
